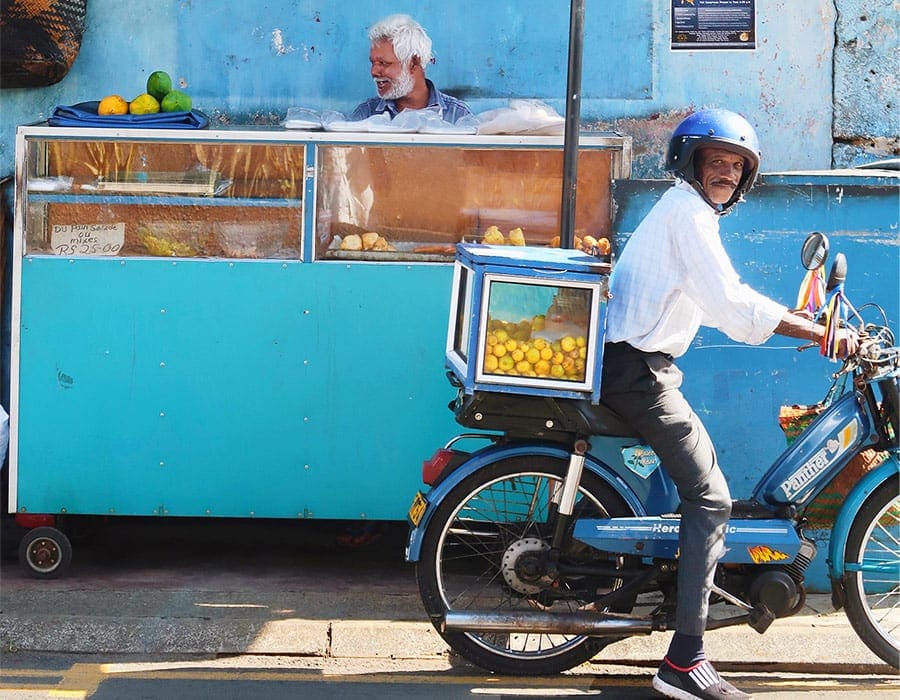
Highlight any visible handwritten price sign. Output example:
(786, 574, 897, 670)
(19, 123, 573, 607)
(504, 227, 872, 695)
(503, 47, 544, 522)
(51, 223, 125, 256)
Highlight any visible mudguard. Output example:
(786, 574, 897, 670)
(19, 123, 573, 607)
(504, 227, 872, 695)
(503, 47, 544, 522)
(827, 452, 899, 579)
(405, 441, 647, 562)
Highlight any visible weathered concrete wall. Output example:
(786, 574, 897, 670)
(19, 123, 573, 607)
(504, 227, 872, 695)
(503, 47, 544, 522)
(832, 0, 900, 166)
(612, 172, 899, 591)
(1, 1, 897, 180)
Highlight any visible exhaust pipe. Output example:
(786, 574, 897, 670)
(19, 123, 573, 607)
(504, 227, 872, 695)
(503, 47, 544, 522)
(442, 610, 658, 636)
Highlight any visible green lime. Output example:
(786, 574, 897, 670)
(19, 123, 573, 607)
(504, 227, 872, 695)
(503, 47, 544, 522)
(146, 70, 172, 101)
(160, 89, 192, 113)
(129, 93, 161, 115)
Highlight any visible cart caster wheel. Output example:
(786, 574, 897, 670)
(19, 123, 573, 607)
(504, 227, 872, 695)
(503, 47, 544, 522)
(18, 526, 72, 579)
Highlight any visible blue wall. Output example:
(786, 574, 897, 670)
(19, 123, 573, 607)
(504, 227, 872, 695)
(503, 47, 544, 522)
(1, 1, 897, 591)
(613, 173, 899, 501)
(612, 173, 899, 591)
(2, 0, 898, 182)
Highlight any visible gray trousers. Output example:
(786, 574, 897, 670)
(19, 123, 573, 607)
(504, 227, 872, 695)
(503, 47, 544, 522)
(600, 342, 732, 636)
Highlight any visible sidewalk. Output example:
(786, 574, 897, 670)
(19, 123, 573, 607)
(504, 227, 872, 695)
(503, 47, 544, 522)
(0, 517, 894, 674)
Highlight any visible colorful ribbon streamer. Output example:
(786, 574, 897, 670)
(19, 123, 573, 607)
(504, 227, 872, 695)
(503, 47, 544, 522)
(819, 285, 848, 360)
(795, 267, 826, 316)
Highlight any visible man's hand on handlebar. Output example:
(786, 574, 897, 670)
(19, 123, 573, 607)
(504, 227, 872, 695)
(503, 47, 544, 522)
(834, 326, 860, 360)
(775, 310, 859, 359)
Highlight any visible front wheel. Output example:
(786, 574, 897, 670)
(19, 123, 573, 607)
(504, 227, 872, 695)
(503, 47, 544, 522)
(843, 477, 900, 668)
(416, 454, 636, 675)
(18, 526, 73, 579)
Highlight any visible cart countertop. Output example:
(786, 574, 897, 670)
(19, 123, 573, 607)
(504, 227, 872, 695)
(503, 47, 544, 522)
(16, 123, 631, 148)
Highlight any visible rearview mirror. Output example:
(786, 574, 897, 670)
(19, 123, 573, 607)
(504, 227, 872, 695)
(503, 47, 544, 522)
(800, 232, 829, 270)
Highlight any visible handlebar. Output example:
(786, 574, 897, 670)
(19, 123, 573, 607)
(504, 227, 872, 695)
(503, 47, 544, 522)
(830, 325, 899, 382)
(856, 326, 899, 377)
(795, 233, 897, 384)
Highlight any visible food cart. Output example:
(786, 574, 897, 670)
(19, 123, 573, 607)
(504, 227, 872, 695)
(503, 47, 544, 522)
(10, 125, 631, 575)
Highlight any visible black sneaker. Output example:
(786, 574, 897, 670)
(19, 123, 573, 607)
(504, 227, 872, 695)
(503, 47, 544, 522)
(652, 658, 751, 700)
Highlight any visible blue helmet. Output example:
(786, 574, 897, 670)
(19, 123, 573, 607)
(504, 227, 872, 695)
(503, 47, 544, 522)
(665, 109, 761, 212)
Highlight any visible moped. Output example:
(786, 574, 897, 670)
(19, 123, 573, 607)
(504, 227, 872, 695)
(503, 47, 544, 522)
(405, 232, 899, 675)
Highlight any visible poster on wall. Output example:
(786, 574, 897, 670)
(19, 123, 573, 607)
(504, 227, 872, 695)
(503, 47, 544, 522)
(671, 0, 756, 50)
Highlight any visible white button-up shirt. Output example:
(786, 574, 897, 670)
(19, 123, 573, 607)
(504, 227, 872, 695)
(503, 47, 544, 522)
(606, 180, 786, 358)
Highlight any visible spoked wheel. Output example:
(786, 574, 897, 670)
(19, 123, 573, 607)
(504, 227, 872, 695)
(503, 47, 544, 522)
(416, 455, 636, 675)
(18, 526, 73, 579)
(843, 478, 900, 668)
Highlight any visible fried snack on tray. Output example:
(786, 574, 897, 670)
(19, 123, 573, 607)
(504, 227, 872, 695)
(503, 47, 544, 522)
(482, 225, 504, 245)
(340, 233, 363, 251)
(364, 232, 396, 251)
(551, 235, 584, 249)
(548, 234, 610, 254)
(362, 232, 380, 250)
(340, 231, 396, 252)
(508, 227, 526, 246)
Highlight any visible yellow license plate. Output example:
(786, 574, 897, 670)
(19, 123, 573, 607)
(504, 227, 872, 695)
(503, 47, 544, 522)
(408, 491, 428, 527)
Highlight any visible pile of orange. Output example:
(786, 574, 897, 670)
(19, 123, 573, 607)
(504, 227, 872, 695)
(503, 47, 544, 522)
(482, 318, 588, 381)
(97, 71, 193, 116)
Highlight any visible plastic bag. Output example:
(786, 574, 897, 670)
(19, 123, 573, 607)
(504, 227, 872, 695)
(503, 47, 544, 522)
(324, 109, 421, 133)
(475, 99, 565, 136)
(283, 107, 323, 130)
(321, 107, 477, 134)
(416, 108, 478, 134)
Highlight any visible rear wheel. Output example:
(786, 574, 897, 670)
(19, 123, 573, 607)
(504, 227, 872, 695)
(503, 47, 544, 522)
(843, 477, 900, 668)
(416, 455, 636, 675)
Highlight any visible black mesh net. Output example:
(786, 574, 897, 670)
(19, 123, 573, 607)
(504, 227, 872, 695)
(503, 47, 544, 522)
(1, 0, 88, 88)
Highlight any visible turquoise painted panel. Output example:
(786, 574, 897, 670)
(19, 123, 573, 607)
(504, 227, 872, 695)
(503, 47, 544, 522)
(16, 258, 460, 518)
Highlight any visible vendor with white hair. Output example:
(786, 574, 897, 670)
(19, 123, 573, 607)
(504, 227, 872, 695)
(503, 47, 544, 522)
(350, 14, 473, 123)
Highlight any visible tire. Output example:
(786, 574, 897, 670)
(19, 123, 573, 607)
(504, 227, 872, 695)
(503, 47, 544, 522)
(18, 526, 73, 579)
(416, 454, 636, 675)
(843, 477, 900, 668)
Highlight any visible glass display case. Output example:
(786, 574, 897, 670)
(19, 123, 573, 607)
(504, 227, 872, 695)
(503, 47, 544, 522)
(17, 138, 305, 258)
(447, 244, 611, 402)
(16, 128, 630, 263)
(20, 135, 305, 259)
(313, 141, 627, 262)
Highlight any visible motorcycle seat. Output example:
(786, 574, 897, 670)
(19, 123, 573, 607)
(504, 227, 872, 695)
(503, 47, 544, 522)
(452, 390, 639, 440)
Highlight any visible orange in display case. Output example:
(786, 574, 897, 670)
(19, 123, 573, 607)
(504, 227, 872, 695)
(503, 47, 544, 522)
(447, 244, 611, 402)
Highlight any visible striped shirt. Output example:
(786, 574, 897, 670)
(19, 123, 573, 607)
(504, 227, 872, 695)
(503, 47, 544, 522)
(606, 180, 786, 357)
(350, 79, 473, 124)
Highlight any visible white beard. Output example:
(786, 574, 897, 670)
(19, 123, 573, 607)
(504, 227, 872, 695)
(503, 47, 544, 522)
(377, 65, 415, 101)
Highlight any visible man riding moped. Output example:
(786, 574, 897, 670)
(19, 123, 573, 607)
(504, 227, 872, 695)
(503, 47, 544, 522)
(600, 108, 859, 700)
